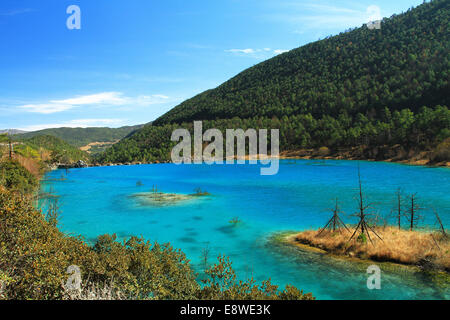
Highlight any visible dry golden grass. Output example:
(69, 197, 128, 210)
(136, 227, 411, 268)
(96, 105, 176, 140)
(14, 154, 41, 178)
(39, 149, 52, 162)
(293, 226, 449, 271)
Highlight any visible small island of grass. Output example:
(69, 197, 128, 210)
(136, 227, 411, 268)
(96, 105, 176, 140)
(132, 192, 192, 206)
(131, 187, 211, 207)
(285, 227, 449, 272)
(229, 217, 242, 226)
(190, 187, 211, 197)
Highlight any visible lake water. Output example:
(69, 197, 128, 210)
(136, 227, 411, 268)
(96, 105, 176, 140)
(42, 160, 450, 300)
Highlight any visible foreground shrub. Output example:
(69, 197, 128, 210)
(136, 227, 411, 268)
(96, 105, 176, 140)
(0, 160, 38, 194)
(198, 255, 314, 300)
(0, 186, 313, 300)
(0, 186, 94, 299)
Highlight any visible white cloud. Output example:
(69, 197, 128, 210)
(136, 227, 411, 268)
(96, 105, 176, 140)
(273, 49, 289, 55)
(19, 103, 74, 114)
(52, 92, 126, 106)
(133, 94, 169, 106)
(225, 48, 289, 59)
(150, 94, 169, 99)
(17, 92, 170, 114)
(18, 119, 126, 131)
(225, 49, 256, 54)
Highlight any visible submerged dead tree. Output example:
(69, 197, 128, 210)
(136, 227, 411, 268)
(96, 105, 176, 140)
(406, 193, 422, 231)
(349, 165, 382, 244)
(201, 242, 211, 271)
(393, 188, 405, 230)
(318, 198, 350, 235)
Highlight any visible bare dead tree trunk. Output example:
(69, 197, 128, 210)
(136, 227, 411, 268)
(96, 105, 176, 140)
(349, 164, 382, 243)
(433, 208, 447, 239)
(358, 169, 366, 235)
(396, 188, 402, 230)
(319, 198, 350, 235)
(406, 193, 422, 231)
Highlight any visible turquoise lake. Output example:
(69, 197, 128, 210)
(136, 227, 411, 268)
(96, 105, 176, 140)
(42, 160, 450, 300)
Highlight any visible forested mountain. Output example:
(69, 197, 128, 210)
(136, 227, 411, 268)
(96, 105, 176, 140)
(98, 0, 450, 164)
(16, 125, 144, 148)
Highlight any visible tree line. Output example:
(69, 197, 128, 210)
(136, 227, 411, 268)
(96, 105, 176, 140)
(97, 105, 449, 163)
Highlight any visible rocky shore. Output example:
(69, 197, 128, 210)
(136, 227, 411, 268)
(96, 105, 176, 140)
(279, 145, 450, 167)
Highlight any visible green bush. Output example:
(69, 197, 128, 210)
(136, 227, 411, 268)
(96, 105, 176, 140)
(432, 138, 450, 162)
(198, 255, 314, 300)
(0, 185, 314, 300)
(0, 160, 38, 194)
(317, 147, 331, 156)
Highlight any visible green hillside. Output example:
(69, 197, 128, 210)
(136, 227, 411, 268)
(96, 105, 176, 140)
(17, 125, 144, 148)
(1, 134, 89, 178)
(5, 135, 89, 165)
(20, 135, 89, 162)
(98, 0, 450, 164)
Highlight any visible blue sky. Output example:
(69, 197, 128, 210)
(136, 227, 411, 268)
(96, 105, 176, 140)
(0, 0, 423, 131)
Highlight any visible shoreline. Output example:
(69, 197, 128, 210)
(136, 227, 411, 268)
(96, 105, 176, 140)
(76, 144, 450, 169)
(277, 147, 450, 168)
(78, 145, 450, 169)
(56, 154, 449, 170)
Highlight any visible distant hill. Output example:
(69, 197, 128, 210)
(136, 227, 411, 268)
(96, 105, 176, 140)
(21, 135, 89, 162)
(17, 125, 144, 148)
(7, 135, 89, 163)
(1, 133, 90, 175)
(0, 129, 27, 135)
(98, 0, 449, 164)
